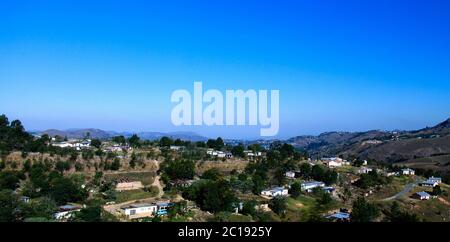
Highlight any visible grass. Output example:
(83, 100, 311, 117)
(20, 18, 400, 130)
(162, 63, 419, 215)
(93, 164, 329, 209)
(114, 187, 159, 203)
(284, 195, 317, 222)
(105, 171, 156, 186)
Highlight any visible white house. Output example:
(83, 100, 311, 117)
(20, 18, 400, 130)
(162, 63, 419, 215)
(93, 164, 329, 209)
(54, 205, 82, 220)
(301, 181, 325, 192)
(261, 187, 289, 197)
(322, 157, 349, 168)
(216, 151, 226, 158)
(285, 171, 296, 179)
(414, 191, 430, 200)
(358, 167, 373, 174)
(170, 145, 183, 151)
(121, 203, 158, 218)
(420, 180, 438, 187)
(428, 176, 442, 184)
(401, 168, 415, 175)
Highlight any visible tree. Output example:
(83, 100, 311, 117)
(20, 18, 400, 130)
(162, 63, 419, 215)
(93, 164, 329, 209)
(110, 158, 121, 171)
(289, 181, 302, 198)
(432, 185, 442, 196)
(55, 161, 71, 173)
(167, 200, 188, 218)
(241, 200, 258, 217)
(159, 136, 173, 147)
(297, 163, 311, 178)
(201, 168, 222, 181)
(91, 139, 102, 149)
(269, 196, 287, 215)
(386, 201, 420, 222)
(21, 196, 57, 220)
(162, 159, 195, 181)
(0, 189, 20, 222)
(128, 134, 141, 148)
(350, 197, 380, 222)
(274, 168, 286, 186)
(70, 206, 102, 222)
(112, 136, 126, 145)
(129, 153, 137, 168)
(182, 180, 237, 213)
(231, 144, 245, 157)
(0, 171, 21, 190)
(49, 176, 87, 205)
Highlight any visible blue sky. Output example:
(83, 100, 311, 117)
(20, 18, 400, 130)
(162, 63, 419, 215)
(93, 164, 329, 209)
(1, 0, 449, 139)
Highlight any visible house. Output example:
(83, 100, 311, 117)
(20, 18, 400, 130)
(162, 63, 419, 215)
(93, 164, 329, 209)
(225, 152, 233, 159)
(325, 212, 350, 222)
(216, 151, 226, 158)
(386, 172, 398, 177)
(52, 142, 73, 148)
(121, 203, 158, 218)
(115, 181, 144, 191)
(322, 157, 349, 168)
(301, 181, 325, 192)
(322, 186, 335, 194)
(420, 180, 439, 187)
(285, 171, 296, 179)
(401, 168, 415, 175)
(20, 196, 30, 203)
(261, 187, 289, 197)
(358, 167, 373, 174)
(206, 148, 214, 155)
(156, 202, 174, 216)
(170, 179, 194, 188)
(54, 205, 82, 220)
(170, 145, 183, 151)
(414, 191, 430, 200)
(428, 176, 442, 184)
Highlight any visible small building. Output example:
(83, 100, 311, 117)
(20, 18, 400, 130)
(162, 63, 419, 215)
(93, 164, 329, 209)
(386, 172, 398, 177)
(420, 180, 439, 187)
(121, 203, 158, 218)
(261, 187, 289, 197)
(216, 151, 226, 158)
(325, 212, 350, 222)
(170, 179, 194, 188)
(428, 176, 442, 184)
(322, 157, 349, 168)
(54, 205, 82, 220)
(301, 181, 325, 192)
(401, 168, 415, 175)
(169, 145, 183, 151)
(414, 191, 430, 200)
(225, 152, 233, 159)
(156, 202, 174, 216)
(20, 196, 30, 203)
(206, 149, 214, 155)
(322, 186, 335, 194)
(358, 167, 373, 174)
(285, 171, 296, 179)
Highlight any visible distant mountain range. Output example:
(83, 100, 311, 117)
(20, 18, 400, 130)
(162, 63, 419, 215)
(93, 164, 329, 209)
(36, 129, 208, 141)
(287, 118, 450, 169)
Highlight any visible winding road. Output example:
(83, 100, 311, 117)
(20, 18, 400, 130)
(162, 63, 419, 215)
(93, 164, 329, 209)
(380, 180, 420, 201)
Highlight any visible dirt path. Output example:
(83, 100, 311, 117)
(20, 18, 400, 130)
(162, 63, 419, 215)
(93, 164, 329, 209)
(150, 160, 164, 198)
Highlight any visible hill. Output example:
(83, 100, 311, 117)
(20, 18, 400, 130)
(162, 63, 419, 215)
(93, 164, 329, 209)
(288, 118, 450, 169)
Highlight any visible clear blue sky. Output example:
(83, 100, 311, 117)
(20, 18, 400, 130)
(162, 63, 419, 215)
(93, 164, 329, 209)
(1, 0, 449, 139)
